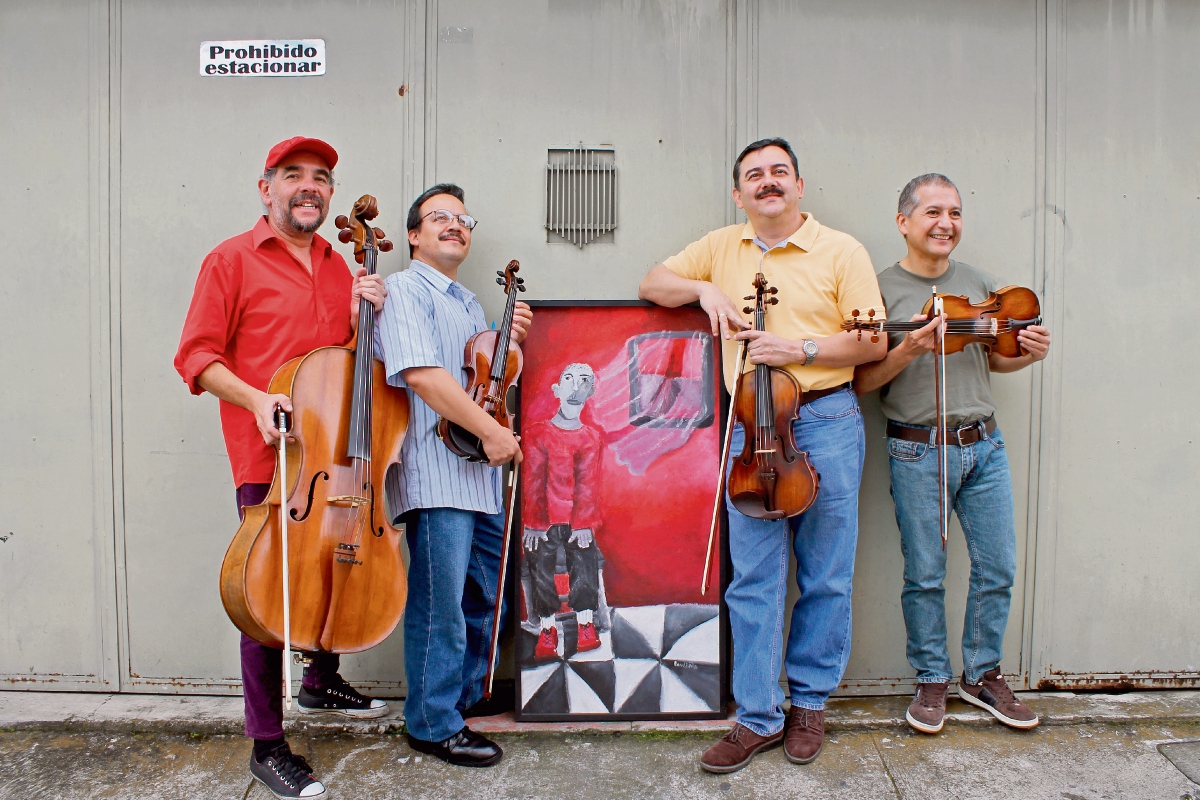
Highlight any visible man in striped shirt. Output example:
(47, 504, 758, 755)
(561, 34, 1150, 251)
(376, 183, 530, 768)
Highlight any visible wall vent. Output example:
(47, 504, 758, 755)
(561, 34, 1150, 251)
(545, 146, 616, 247)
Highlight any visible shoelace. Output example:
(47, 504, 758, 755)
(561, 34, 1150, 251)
(983, 674, 1017, 704)
(722, 725, 746, 744)
(791, 708, 821, 732)
(918, 683, 948, 709)
(265, 750, 313, 789)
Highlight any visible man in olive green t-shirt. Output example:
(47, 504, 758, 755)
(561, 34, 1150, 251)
(856, 173, 1050, 737)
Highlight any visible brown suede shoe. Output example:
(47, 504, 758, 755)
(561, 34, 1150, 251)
(783, 706, 824, 764)
(905, 681, 949, 734)
(699, 723, 783, 774)
(958, 669, 1039, 729)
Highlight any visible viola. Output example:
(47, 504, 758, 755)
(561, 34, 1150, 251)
(842, 285, 1042, 358)
(436, 260, 526, 461)
(219, 195, 410, 674)
(726, 273, 820, 520)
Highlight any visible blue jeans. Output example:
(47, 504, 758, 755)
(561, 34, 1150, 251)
(887, 424, 1016, 684)
(726, 387, 864, 737)
(403, 507, 505, 742)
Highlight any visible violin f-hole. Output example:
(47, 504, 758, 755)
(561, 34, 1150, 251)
(291, 471, 330, 522)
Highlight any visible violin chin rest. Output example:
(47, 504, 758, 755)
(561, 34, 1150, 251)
(730, 493, 788, 521)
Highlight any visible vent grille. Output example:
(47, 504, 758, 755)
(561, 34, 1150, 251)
(546, 147, 616, 247)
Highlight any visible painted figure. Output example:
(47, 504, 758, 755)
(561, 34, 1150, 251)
(639, 137, 888, 773)
(854, 173, 1051, 735)
(521, 363, 603, 662)
(174, 137, 389, 799)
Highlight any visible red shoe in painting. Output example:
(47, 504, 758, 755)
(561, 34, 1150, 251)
(576, 622, 601, 653)
(533, 627, 559, 662)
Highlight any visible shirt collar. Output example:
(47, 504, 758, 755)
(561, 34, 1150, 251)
(409, 259, 476, 302)
(740, 212, 820, 253)
(251, 215, 333, 256)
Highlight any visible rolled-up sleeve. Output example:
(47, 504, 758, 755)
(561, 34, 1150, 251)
(174, 252, 239, 395)
(377, 274, 440, 388)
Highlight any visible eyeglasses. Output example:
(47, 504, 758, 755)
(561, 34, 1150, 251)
(420, 209, 477, 230)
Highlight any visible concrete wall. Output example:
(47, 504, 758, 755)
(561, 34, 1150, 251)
(2, 0, 1196, 694)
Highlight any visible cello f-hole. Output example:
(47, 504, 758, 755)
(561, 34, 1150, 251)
(291, 471, 330, 522)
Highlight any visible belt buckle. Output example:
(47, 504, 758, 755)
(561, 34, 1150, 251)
(954, 422, 980, 446)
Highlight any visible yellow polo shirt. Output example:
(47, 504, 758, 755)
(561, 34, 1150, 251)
(663, 213, 885, 393)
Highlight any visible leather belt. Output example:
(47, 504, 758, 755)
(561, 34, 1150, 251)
(802, 382, 851, 406)
(887, 415, 997, 446)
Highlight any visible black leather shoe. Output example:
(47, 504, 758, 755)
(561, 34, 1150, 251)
(406, 726, 503, 767)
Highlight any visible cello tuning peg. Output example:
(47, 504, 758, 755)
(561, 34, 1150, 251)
(744, 295, 755, 301)
(497, 270, 505, 278)
(867, 309, 876, 319)
(871, 333, 879, 343)
(496, 276, 505, 285)
(337, 229, 354, 244)
(373, 227, 386, 239)
(334, 215, 349, 229)
(378, 240, 394, 252)
(852, 309, 860, 317)
(518, 284, 527, 292)
(768, 296, 779, 305)
(768, 287, 778, 295)
(743, 306, 753, 314)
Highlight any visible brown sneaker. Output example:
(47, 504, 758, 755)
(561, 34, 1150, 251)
(783, 706, 824, 764)
(905, 681, 949, 734)
(958, 669, 1039, 729)
(699, 723, 783, 774)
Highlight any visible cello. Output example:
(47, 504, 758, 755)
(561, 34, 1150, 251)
(220, 195, 410, 703)
(701, 273, 820, 593)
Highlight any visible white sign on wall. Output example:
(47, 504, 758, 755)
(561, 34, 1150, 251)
(199, 40, 326, 77)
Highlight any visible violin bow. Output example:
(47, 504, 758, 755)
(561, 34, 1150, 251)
(275, 406, 294, 710)
(701, 338, 749, 595)
(483, 460, 520, 699)
(931, 288, 949, 551)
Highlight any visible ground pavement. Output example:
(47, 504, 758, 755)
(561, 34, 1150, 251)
(3, 690, 1200, 799)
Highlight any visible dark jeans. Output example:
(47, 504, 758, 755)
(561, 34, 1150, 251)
(236, 482, 340, 740)
(527, 523, 600, 618)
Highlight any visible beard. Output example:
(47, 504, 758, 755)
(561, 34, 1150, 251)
(282, 192, 328, 233)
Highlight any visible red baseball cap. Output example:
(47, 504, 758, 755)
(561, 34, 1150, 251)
(264, 136, 338, 172)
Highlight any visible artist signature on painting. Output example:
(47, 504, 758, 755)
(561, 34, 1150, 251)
(670, 660, 698, 670)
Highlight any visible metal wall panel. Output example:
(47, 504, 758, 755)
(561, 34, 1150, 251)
(755, 0, 1040, 691)
(430, 0, 732, 317)
(0, 0, 119, 689)
(116, 0, 413, 692)
(1037, 0, 1200, 687)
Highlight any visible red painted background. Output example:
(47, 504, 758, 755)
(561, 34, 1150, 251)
(519, 305, 721, 609)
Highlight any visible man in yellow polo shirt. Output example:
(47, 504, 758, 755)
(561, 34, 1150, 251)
(639, 137, 886, 773)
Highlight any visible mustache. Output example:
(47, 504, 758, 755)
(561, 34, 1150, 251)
(439, 231, 466, 244)
(755, 185, 784, 200)
(289, 192, 326, 211)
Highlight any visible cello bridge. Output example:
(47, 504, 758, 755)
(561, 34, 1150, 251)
(327, 495, 369, 507)
(335, 542, 363, 565)
(754, 448, 777, 455)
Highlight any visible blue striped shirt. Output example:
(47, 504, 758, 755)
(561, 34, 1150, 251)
(376, 260, 503, 517)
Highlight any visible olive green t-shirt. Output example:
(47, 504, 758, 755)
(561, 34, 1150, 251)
(876, 260, 996, 427)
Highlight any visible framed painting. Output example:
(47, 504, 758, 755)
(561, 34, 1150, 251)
(514, 301, 727, 721)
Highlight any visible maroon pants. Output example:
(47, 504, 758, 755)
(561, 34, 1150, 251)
(236, 483, 340, 740)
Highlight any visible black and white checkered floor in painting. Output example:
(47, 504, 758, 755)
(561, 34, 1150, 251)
(518, 603, 720, 716)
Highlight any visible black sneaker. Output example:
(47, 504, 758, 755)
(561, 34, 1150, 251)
(297, 678, 389, 719)
(250, 743, 326, 799)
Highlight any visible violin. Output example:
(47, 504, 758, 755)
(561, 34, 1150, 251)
(843, 285, 1042, 358)
(726, 273, 820, 520)
(220, 196, 410, 683)
(436, 260, 526, 461)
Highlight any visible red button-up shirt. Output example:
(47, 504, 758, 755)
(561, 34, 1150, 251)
(522, 419, 602, 531)
(174, 216, 354, 486)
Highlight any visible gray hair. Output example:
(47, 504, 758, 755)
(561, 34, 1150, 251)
(559, 362, 595, 382)
(898, 173, 958, 217)
(261, 166, 335, 184)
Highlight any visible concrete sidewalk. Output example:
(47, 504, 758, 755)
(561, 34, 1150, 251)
(3, 688, 1200, 736)
(2, 691, 1200, 799)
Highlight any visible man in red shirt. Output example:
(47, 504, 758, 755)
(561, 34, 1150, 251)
(174, 137, 387, 800)
(522, 363, 604, 661)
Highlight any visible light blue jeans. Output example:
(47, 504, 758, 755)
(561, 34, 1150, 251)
(726, 387, 864, 737)
(403, 507, 505, 742)
(887, 423, 1016, 684)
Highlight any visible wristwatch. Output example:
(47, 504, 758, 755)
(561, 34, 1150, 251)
(801, 339, 819, 366)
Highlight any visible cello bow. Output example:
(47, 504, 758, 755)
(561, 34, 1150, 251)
(483, 461, 520, 699)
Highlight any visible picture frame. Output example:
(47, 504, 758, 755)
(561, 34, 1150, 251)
(513, 301, 728, 722)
